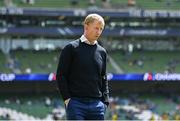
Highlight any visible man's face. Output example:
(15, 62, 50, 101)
(85, 20, 104, 42)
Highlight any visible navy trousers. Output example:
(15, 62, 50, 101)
(65, 97, 106, 120)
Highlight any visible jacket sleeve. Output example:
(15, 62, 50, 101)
(56, 44, 73, 101)
(101, 51, 109, 106)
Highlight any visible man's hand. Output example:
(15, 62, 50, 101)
(64, 98, 71, 107)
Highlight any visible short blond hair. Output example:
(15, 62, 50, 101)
(83, 13, 105, 26)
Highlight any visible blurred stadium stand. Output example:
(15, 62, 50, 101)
(1, 0, 180, 10)
(0, 0, 180, 120)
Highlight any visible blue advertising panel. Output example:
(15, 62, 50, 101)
(0, 73, 180, 82)
(1, 27, 180, 37)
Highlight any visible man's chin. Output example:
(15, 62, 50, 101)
(95, 36, 99, 39)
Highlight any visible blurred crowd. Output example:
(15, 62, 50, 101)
(0, 96, 65, 121)
(107, 94, 180, 120)
(1, 93, 180, 120)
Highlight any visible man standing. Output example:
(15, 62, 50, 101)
(56, 13, 109, 120)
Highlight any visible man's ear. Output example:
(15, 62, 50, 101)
(84, 24, 88, 31)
